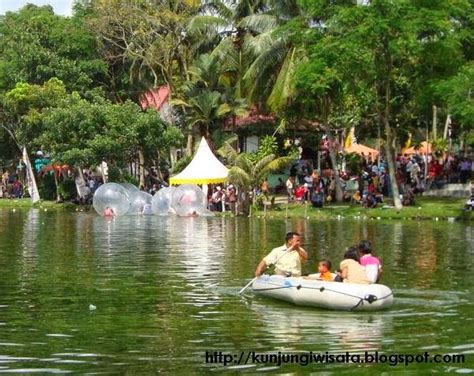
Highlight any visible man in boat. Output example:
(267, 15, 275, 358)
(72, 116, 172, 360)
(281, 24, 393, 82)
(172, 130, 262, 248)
(254, 232, 308, 277)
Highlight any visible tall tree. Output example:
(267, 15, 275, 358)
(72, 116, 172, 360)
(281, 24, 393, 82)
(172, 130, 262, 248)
(40, 94, 183, 186)
(0, 78, 67, 151)
(297, 0, 471, 208)
(0, 4, 106, 94)
(87, 0, 199, 97)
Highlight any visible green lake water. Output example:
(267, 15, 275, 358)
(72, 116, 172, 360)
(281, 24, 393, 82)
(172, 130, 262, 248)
(0, 208, 472, 374)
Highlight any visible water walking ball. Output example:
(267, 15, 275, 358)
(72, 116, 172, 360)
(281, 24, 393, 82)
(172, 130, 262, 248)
(120, 182, 140, 196)
(151, 186, 176, 216)
(171, 184, 206, 217)
(128, 190, 153, 215)
(93, 183, 131, 216)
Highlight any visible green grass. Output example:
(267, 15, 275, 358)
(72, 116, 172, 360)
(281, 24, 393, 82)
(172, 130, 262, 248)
(1, 196, 472, 221)
(0, 198, 79, 210)
(250, 196, 472, 221)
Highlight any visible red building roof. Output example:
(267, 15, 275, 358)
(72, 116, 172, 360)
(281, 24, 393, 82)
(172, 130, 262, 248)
(139, 85, 170, 111)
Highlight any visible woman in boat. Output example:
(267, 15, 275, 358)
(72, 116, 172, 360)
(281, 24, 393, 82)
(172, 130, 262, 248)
(338, 247, 371, 284)
(358, 240, 382, 283)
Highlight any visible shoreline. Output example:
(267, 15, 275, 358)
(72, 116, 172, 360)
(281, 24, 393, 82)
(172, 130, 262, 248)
(238, 196, 473, 222)
(1, 197, 472, 221)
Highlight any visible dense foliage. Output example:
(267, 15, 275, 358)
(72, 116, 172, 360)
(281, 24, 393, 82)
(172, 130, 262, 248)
(0, 1, 472, 200)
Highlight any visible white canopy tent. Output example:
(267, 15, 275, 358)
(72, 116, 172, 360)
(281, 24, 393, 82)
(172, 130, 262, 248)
(169, 137, 228, 185)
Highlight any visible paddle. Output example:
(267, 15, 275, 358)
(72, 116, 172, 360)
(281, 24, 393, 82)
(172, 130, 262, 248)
(238, 277, 257, 294)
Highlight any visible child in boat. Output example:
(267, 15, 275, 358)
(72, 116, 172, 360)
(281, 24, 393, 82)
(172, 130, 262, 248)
(317, 260, 334, 281)
(339, 247, 371, 284)
(358, 240, 382, 283)
(305, 259, 334, 281)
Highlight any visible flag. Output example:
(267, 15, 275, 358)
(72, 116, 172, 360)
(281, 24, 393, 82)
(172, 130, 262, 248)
(344, 127, 357, 149)
(22, 147, 40, 203)
(404, 132, 412, 149)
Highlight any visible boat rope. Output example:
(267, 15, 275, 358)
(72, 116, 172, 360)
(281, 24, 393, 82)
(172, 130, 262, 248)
(294, 284, 394, 310)
(254, 280, 393, 310)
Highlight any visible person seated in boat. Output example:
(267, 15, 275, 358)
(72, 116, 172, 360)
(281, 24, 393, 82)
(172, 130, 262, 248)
(254, 231, 308, 277)
(338, 247, 371, 284)
(358, 240, 382, 283)
(103, 207, 115, 217)
(305, 260, 334, 281)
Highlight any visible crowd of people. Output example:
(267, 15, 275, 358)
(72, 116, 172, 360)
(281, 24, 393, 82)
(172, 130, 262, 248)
(281, 152, 472, 209)
(254, 232, 381, 285)
(0, 171, 24, 199)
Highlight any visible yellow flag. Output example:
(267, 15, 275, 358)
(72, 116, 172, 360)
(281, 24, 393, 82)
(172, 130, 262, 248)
(404, 132, 412, 149)
(345, 127, 355, 149)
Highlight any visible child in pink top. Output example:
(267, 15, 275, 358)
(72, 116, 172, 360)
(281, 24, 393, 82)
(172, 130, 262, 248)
(358, 240, 382, 283)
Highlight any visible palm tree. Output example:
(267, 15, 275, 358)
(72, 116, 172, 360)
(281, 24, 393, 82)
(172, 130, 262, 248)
(218, 140, 293, 214)
(173, 53, 249, 153)
(190, 0, 307, 124)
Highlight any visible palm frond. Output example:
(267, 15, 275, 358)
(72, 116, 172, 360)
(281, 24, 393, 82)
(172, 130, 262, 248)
(244, 43, 288, 100)
(255, 155, 293, 183)
(235, 153, 254, 174)
(243, 31, 277, 56)
(200, 0, 234, 22)
(253, 154, 276, 175)
(238, 14, 278, 34)
(228, 166, 251, 188)
(217, 140, 239, 162)
(267, 46, 299, 112)
(188, 15, 228, 35)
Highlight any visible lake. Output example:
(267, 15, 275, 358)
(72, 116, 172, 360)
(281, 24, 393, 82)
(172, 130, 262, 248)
(0, 208, 472, 373)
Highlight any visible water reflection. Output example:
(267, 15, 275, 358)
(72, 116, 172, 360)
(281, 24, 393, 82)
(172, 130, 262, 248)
(248, 301, 391, 352)
(0, 209, 472, 374)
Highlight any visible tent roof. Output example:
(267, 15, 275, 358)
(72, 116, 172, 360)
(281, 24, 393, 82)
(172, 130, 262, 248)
(345, 143, 379, 157)
(169, 137, 229, 185)
(402, 141, 432, 155)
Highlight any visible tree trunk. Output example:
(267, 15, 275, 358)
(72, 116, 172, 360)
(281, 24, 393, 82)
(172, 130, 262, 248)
(156, 151, 163, 181)
(326, 130, 344, 202)
(100, 162, 107, 184)
(376, 46, 402, 210)
(382, 108, 402, 210)
(53, 172, 62, 203)
(138, 148, 145, 189)
(186, 133, 193, 156)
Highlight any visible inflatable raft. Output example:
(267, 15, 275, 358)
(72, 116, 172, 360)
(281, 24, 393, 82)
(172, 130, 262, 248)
(252, 275, 394, 311)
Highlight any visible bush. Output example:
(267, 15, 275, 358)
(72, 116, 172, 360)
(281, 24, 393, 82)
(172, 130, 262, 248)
(107, 166, 122, 182)
(121, 173, 139, 186)
(58, 178, 76, 201)
(38, 173, 56, 200)
(171, 155, 192, 174)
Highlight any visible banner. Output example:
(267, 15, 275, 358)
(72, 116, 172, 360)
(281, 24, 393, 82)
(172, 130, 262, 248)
(344, 127, 357, 149)
(22, 147, 40, 203)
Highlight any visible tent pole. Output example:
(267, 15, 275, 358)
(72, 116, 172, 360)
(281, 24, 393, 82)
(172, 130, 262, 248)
(202, 184, 209, 209)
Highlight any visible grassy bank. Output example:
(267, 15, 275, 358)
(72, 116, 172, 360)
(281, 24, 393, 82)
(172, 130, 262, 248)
(250, 196, 473, 221)
(1, 196, 472, 221)
(0, 198, 81, 211)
